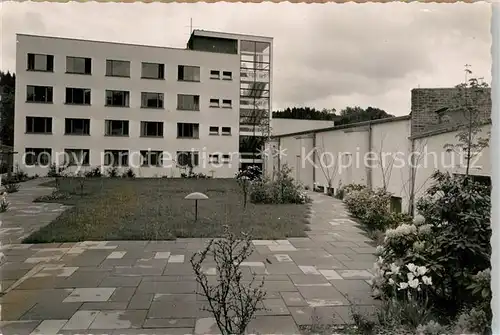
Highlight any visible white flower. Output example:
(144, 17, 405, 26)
(408, 278, 420, 289)
(398, 282, 409, 290)
(417, 266, 428, 276)
(413, 241, 425, 251)
(406, 263, 418, 274)
(422, 276, 433, 286)
(389, 263, 400, 275)
(413, 214, 425, 226)
(407, 272, 415, 281)
(385, 224, 418, 241)
(388, 278, 395, 285)
(375, 245, 385, 255)
(418, 224, 432, 235)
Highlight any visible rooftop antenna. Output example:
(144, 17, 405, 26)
(185, 18, 200, 36)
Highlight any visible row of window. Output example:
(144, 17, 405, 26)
(25, 117, 232, 138)
(27, 53, 233, 81)
(24, 148, 232, 167)
(26, 85, 233, 110)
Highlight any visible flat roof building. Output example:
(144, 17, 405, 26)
(13, 29, 273, 177)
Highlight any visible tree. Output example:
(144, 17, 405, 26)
(314, 137, 339, 195)
(374, 133, 396, 192)
(444, 65, 490, 178)
(0, 71, 15, 146)
(336, 106, 394, 125)
(272, 107, 337, 121)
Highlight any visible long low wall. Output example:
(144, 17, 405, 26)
(265, 117, 491, 214)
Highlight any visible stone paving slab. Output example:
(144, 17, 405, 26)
(0, 185, 378, 333)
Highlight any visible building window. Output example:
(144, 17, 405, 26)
(64, 149, 90, 166)
(141, 62, 164, 79)
(106, 59, 130, 77)
(104, 150, 129, 166)
(178, 65, 200, 82)
(25, 148, 51, 166)
(221, 127, 231, 136)
(140, 150, 163, 167)
(209, 154, 220, 164)
(222, 71, 232, 80)
(222, 99, 232, 108)
(65, 118, 90, 135)
(26, 117, 52, 134)
(66, 87, 91, 105)
(106, 90, 130, 107)
(26, 85, 53, 103)
(141, 92, 164, 109)
(66, 56, 91, 75)
(209, 126, 219, 135)
(140, 121, 164, 137)
(105, 120, 129, 136)
(177, 94, 200, 111)
(27, 53, 54, 72)
(177, 123, 199, 139)
(209, 98, 220, 108)
(222, 154, 230, 163)
(210, 70, 220, 80)
(176, 151, 199, 167)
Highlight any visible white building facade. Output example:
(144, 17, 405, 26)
(265, 87, 491, 215)
(14, 30, 273, 177)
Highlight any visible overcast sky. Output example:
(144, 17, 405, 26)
(0, 2, 492, 116)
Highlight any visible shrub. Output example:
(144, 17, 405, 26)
(344, 187, 409, 231)
(415, 171, 491, 316)
(249, 164, 310, 205)
(122, 168, 136, 178)
(12, 166, 29, 182)
(106, 166, 119, 178)
(371, 171, 491, 332)
(34, 188, 72, 202)
(0, 192, 9, 212)
(47, 163, 67, 178)
(236, 165, 262, 181)
(84, 166, 103, 178)
(181, 172, 211, 179)
(4, 182, 19, 193)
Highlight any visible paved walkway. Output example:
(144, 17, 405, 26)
(0, 181, 378, 334)
(1, 178, 69, 245)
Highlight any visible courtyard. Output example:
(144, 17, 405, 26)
(0, 179, 378, 334)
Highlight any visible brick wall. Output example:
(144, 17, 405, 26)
(410, 88, 491, 137)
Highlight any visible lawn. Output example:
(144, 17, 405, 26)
(24, 178, 311, 243)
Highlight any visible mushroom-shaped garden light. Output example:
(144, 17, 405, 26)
(184, 192, 209, 221)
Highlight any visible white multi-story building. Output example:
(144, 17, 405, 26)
(13, 30, 273, 177)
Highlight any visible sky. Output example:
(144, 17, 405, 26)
(0, 2, 492, 116)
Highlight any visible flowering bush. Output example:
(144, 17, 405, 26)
(249, 164, 310, 205)
(416, 171, 491, 317)
(370, 171, 491, 333)
(344, 187, 412, 231)
(0, 192, 9, 212)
